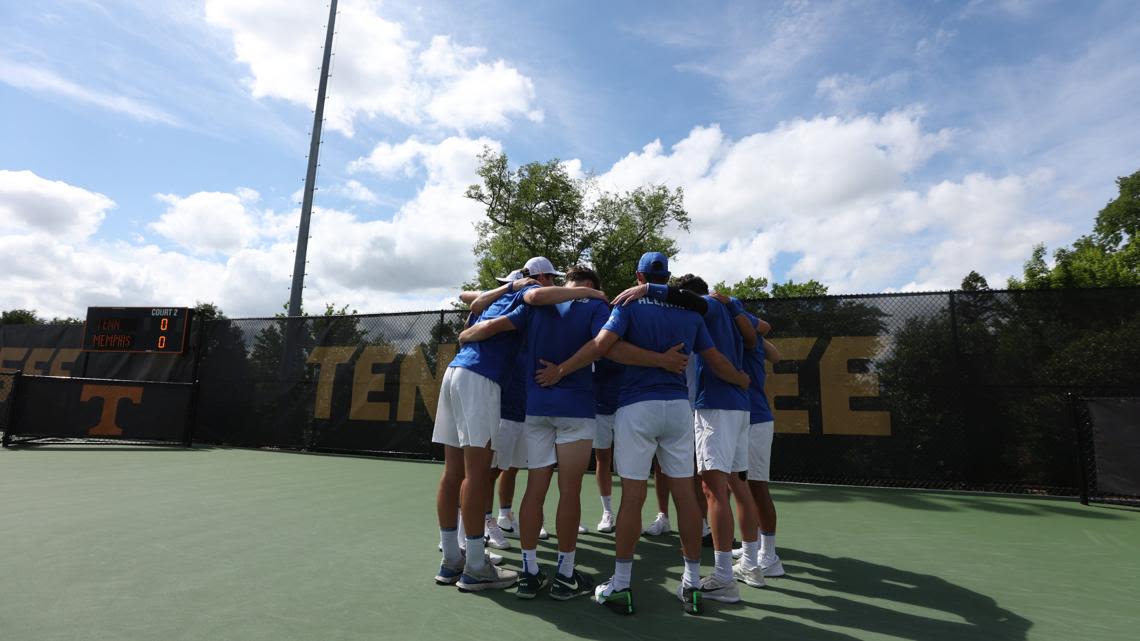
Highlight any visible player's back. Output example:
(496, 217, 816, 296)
(609, 298, 708, 407)
(694, 296, 748, 410)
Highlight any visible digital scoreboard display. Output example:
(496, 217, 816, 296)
(82, 307, 192, 354)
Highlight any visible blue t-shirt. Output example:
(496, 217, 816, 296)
(448, 285, 537, 385)
(693, 296, 749, 411)
(741, 311, 773, 424)
(511, 296, 610, 418)
(593, 357, 624, 416)
(500, 348, 527, 422)
(601, 298, 714, 408)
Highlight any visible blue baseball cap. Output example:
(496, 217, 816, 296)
(636, 251, 670, 277)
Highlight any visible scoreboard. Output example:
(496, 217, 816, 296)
(82, 307, 192, 354)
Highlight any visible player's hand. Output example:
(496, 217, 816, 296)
(511, 278, 540, 292)
(535, 359, 563, 387)
(735, 370, 750, 390)
(657, 343, 689, 373)
(709, 291, 731, 305)
(612, 283, 649, 307)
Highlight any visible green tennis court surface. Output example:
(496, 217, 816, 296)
(1, 447, 1136, 641)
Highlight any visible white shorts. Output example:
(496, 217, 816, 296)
(594, 413, 615, 449)
(613, 399, 695, 481)
(694, 409, 750, 474)
(431, 367, 500, 449)
(747, 421, 775, 481)
(524, 415, 596, 469)
(492, 419, 528, 470)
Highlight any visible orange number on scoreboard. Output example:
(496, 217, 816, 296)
(158, 336, 167, 349)
(160, 318, 169, 331)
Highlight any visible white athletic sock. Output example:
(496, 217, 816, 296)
(760, 531, 777, 561)
(456, 511, 465, 548)
(521, 548, 539, 575)
(612, 558, 633, 591)
(682, 557, 701, 589)
(742, 540, 760, 569)
(556, 550, 576, 578)
(499, 506, 512, 520)
(600, 495, 613, 513)
(466, 536, 487, 570)
(702, 519, 711, 536)
(440, 528, 461, 562)
(714, 551, 733, 582)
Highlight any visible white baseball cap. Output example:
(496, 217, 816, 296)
(523, 256, 565, 277)
(495, 269, 526, 284)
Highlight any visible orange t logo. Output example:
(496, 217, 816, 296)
(80, 384, 144, 436)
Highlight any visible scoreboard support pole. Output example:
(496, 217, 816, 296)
(1, 370, 21, 448)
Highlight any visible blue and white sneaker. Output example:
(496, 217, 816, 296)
(457, 562, 519, 592)
(435, 557, 463, 585)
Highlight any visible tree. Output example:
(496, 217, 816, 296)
(465, 148, 690, 292)
(712, 276, 770, 300)
(1009, 169, 1140, 289)
(960, 271, 990, 291)
(770, 279, 829, 298)
(1, 309, 41, 325)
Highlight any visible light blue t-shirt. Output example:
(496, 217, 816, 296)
(741, 311, 773, 424)
(447, 285, 537, 386)
(693, 296, 749, 411)
(510, 296, 610, 418)
(601, 298, 714, 409)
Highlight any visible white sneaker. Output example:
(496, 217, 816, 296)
(699, 574, 741, 603)
(457, 560, 518, 592)
(732, 561, 766, 588)
(538, 525, 550, 540)
(761, 556, 785, 577)
(485, 517, 511, 550)
(596, 511, 616, 533)
(578, 523, 588, 534)
(496, 512, 520, 539)
(642, 512, 672, 536)
(731, 546, 744, 559)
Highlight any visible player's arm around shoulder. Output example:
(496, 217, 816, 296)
(523, 284, 607, 306)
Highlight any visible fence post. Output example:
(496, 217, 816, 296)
(2, 370, 22, 448)
(1069, 392, 1091, 505)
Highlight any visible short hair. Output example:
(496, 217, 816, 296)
(565, 266, 601, 290)
(674, 273, 708, 295)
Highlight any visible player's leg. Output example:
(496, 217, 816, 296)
(497, 467, 520, 535)
(657, 397, 705, 614)
(594, 413, 616, 533)
(748, 420, 783, 576)
(516, 416, 556, 598)
(549, 417, 595, 600)
(728, 473, 764, 587)
(643, 460, 673, 535)
(695, 408, 744, 602)
(430, 368, 465, 584)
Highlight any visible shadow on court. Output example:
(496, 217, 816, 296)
(772, 483, 1123, 520)
(453, 532, 1030, 641)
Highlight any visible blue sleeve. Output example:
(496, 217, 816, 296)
(728, 296, 746, 317)
(601, 305, 629, 337)
(505, 303, 530, 330)
(590, 301, 609, 336)
(646, 283, 669, 301)
(693, 321, 714, 353)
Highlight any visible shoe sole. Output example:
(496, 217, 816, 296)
(597, 597, 634, 615)
(435, 575, 460, 585)
(486, 541, 512, 550)
(735, 575, 766, 588)
(457, 579, 517, 592)
(550, 587, 592, 601)
(702, 591, 741, 603)
(597, 528, 614, 534)
(762, 562, 785, 577)
(516, 578, 549, 600)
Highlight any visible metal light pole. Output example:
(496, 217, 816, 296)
(288, 0, 338, 318)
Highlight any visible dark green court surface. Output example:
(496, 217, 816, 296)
(1, 446, 1136, 641)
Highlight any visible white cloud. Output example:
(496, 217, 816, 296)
(203, 0, 540, 135)
(0, 170, 113, 240)
(0, 59, 180, 125)
(591, 112, 1062, 294)
(150, 190, 265, 255)
(336, 179, 379, 203)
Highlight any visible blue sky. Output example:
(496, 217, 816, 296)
(2, 0, 1138, 318)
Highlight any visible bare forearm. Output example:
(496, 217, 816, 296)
(525, 286, 603, 306)
(556, 341, 601, 378)
(470, 284, 511, 315)
(608, 341, 662, 368)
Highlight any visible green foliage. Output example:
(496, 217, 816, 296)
(712, 276, 770, 300)
(1009, 169, 1140, 290)
(771, 279, 829, 298)
(465, 147, 690, 293)
(1, 309, 41, 325)
(193, 301, 227, 322)
(960, 271, 990, 291)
